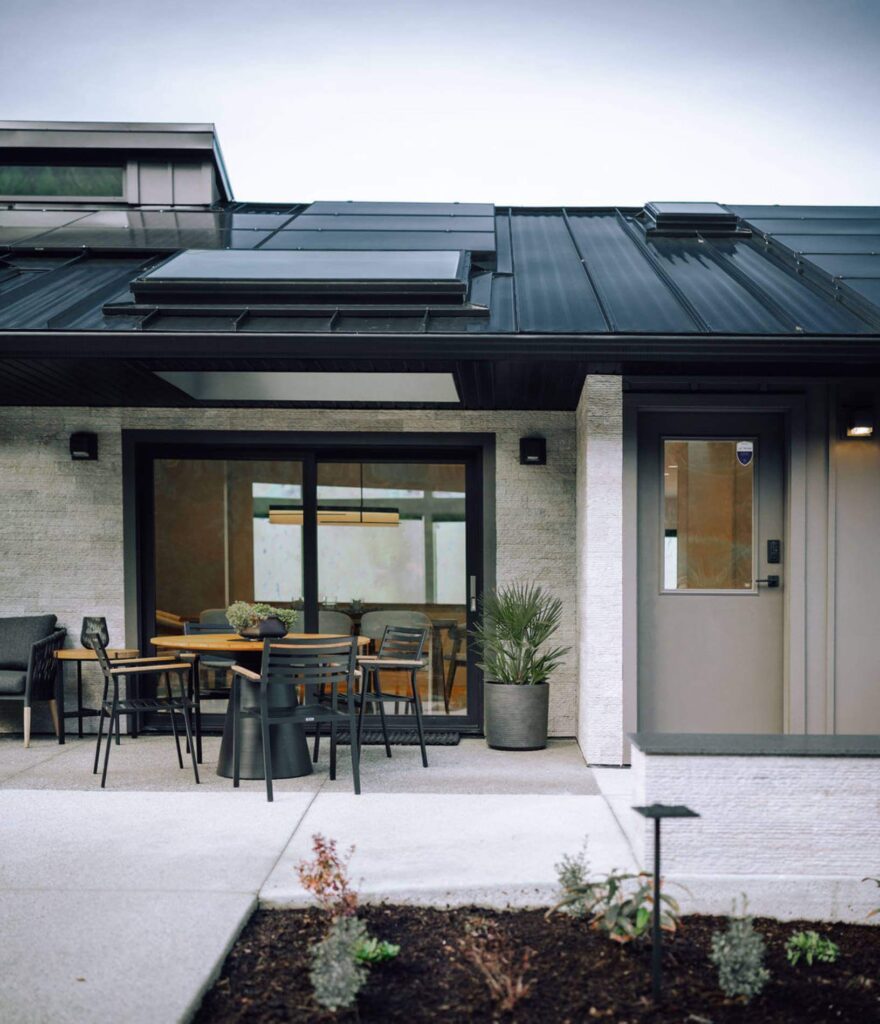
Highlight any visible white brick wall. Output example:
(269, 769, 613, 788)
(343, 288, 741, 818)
(626, 746, 880, 922)
(0, 406, 578, 737)
(576, 376, 625, 764)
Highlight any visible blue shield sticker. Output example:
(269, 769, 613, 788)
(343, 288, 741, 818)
(736, 441, 754, 467)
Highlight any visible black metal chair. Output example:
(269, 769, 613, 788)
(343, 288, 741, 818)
(0, 615, 66, 746)
(183, 620, 235, 763)
(89, 633, 199, 788)
(357, 625, 429, 768)
(442, 622, 468, 714)
(230, 636, 360, 801)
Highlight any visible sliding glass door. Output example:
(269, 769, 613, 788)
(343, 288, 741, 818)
(143, 443, 482, 730)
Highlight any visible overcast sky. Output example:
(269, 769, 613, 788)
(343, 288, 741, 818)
(2, 0, 878, 206)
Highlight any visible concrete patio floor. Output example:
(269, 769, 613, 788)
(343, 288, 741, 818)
(0, 734, 633, 1024)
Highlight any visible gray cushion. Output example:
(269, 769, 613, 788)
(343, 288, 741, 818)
(0, 615, 58, 670)
(0, 669, 27, 695)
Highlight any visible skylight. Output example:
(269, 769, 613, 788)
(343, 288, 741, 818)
(132, 249, 469, 305)
(644, 201, 741, 237)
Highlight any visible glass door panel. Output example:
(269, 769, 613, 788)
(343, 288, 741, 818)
(316, 461, 469, 718)
(153, 458, 305, 632)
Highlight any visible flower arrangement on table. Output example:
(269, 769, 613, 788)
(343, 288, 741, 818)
(226, 601, 300, 638)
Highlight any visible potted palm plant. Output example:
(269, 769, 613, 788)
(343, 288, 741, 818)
(470, 583, 569, 750)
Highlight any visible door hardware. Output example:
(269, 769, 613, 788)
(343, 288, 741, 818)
(767, 539, 781, 564)
(469, 575, 478, 611)
(756, 576, 780, 588)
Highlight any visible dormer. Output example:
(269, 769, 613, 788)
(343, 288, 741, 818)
(0, 120, 232, 208)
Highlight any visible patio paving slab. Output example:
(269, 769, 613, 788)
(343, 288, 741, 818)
(0, 889, 254, 1024)
(262, 792, 637, 908)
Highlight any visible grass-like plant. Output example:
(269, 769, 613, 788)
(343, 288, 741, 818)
(549, 843, 681, 943)
(458, 916, 534, 1014)
(470, 583, 570, 684)
(785, 930, 839, 967)
(225, 600, 299, 633)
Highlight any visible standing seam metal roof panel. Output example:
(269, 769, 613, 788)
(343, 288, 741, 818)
(566, 214, 698, 333)
(510, 213, 607, 332)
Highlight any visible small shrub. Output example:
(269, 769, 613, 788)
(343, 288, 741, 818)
(786, 930, 839, 966)
(458, 917, 534, 1014)
(709, 897, 770, 1001)
(310, 916, 369, 1011)
(354, 936, 400, 964)
(550, 842, 681, 943)
(296, 833, 358, 919)
(226, 600, 300, 632)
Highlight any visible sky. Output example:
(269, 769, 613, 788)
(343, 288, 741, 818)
(1, 0, 879, 207)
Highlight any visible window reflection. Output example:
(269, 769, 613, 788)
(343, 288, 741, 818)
(663, 440, 753, 590)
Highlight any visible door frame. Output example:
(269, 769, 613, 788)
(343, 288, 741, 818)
(122, 429, 495, 734)
(623, 392, 808, 752)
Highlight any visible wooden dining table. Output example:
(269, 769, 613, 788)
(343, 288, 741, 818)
(151, 633, 371, 781)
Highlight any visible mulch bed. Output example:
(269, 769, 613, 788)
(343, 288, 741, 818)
(195, 906, 879, 1023)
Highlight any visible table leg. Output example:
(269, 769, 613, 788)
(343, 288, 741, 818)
(55, 659, 65, 745)
(76, 662, 84, 739)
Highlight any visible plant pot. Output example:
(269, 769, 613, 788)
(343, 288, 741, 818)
(237, 616, 288, 640)
(484, 680, 549, 750)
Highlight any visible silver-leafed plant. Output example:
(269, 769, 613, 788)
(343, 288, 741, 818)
(470, 583, 569, 684)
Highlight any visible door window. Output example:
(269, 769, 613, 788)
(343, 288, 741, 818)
(663, 439, 754, 591)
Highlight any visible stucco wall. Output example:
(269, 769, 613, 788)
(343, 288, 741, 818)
(0, 406, 577, 737)
(576, 376, 624, 764)
(626, 745, 880, 922)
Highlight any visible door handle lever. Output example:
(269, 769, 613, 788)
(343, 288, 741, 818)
(756, 575, 780, 588)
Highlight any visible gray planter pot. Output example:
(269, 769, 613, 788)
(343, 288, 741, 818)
(484, 681, 549, 750)
(238, 616, 288, 639)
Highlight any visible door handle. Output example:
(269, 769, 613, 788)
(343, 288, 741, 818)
(469, 575, 478, 612)
(756, 575, 780, 588)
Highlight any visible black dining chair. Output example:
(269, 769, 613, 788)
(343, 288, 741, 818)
(182, 620, 235, 763)
(357, 625, 429, 768)
(230, 636, 360, 801)
(90, 633, 200, 788)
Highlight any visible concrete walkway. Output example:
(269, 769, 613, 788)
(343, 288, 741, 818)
(0, 736, 634, 1024)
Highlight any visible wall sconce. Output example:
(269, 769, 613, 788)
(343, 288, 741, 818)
(519, 436, 547, 465)
(844, 406, 874, 439)
(70, 432, 98, 461)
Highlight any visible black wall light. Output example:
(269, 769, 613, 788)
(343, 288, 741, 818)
(70, 432, 98, 461)
(519, 436, 547, 465)
(844, 405, 874, 439)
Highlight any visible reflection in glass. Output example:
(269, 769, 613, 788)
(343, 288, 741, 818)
(663, 440, 753, 590)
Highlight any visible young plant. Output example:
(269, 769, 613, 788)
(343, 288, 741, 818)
(470, 583, 570, 684)
(458, 917, 534, 1014)
(225, 600, 300, 632)
(354, 936, 400, 964)
(785, 930, 839, 967)
(709, 897, 770, 1001)
(296, 833, 358, 920)
(310, 916, 369, 1012)
(550, 843, 681, 943)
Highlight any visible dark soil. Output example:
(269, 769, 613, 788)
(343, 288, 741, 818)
(195, 906, 879, 1023)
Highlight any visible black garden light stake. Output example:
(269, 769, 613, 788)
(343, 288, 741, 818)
(632, 803, 700, 1003)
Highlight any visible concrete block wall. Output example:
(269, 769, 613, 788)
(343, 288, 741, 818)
(0, 406, 577, 737)
(576, 376, 625, 764)
(627, 746, 880, 922)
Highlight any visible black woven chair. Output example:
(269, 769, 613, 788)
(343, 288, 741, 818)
(356, 625, 429, 768)
(0, 615, 66, 746)
(89, 633, 199, 788)
(230, 636, 360, 801)
(183, 620, 235, 763)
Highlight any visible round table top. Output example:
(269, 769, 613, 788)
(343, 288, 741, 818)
(151, 632, 371, 653)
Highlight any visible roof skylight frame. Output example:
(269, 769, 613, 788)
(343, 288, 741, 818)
(131, 248, 471, 306)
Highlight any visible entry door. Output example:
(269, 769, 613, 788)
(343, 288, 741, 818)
(637, 411, 785, 733)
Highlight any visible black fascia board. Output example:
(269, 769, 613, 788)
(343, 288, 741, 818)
(2, 329, 880, 370)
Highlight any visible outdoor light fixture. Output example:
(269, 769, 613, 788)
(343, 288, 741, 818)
(632, 803, 700, 1003)
(270, 464, 400, 527)
(519, 436, 547, 465)
(844, 406, 875, 438)
(69, 432, 98, 461)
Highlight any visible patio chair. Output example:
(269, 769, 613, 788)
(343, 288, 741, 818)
(89, 633, 199, 788)
(318, 609, 353, 635)
(356, 625, 429, 768)
(230, 636, 360, 801)
(0, 615, 66, 747)
(442, 622, 468, 714)
(359, 610, 432, 713)
(183, 620, 236, 764)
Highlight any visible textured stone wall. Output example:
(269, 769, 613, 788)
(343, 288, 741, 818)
(576, 376, 624, 764)
(0, 406, 577, 737)
(626, 746, 880, 921)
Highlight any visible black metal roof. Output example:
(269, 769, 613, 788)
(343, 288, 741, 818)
(1, 200, 880, 409)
